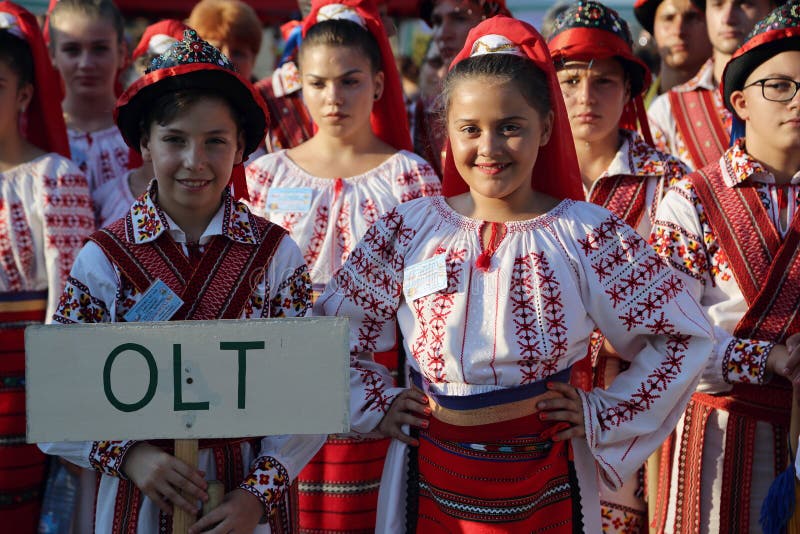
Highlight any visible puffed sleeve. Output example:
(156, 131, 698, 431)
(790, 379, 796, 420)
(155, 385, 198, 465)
(564, 204, 714, 489)
(316, 206, 413, 433)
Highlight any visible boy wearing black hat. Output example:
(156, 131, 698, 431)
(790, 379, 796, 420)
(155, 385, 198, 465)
(41, 30, 324, 533)
(650, 3, 800, 531)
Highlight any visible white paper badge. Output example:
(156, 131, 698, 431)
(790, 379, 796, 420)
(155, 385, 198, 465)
(123, 279, 184, 322)
(266, 188, 313, 214)
(403, 254, 448, 301)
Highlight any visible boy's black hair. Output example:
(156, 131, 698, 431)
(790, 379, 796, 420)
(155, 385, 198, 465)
(0, 30, 34, 87)
(138, 89, 246, 143)
(441, 53, 551, 123)
(300, 19, 382, 73)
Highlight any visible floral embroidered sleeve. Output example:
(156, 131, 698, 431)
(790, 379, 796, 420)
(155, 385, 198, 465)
(37, 163, 95, 320)
(316, 207, 414, 433)
(265, 237, 312, 318)
(565, 204, 713, 489)
(651, 181, 772, 388)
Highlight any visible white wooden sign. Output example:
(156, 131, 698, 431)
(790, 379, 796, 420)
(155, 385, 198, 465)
(26, 318, 350, 443)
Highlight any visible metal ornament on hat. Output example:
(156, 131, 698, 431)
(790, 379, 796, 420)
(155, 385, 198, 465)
(0, 12, 24, 40)
(745, 0, 800, 40)
(147, 29, 236, 74)
(316, 3, 366, 28)
(470, 34, 525, 57)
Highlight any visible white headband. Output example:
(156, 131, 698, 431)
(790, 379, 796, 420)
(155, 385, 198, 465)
(317, 4, 366, 29)
(147, 34, 179, 57)
(470, 34, 524, 58)
(0, 12, 25, 41)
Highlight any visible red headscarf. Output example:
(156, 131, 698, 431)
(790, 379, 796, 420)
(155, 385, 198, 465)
(441, 16, 584, 201)
(302, 0, 412, 151)
(131, 19, 189, 62)
(0, 1, 70, 158)
(547, 1, 653, 145)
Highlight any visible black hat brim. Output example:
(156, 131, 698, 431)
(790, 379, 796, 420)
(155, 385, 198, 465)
(116, 67, 268, 158)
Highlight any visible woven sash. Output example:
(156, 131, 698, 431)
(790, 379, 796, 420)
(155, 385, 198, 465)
(669, 90, 729, 170)
(588, 175, 649, 229)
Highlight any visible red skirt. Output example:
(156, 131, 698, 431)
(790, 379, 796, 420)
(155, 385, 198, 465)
(0, 290, 48, 533)
(407, 368, 580, 533)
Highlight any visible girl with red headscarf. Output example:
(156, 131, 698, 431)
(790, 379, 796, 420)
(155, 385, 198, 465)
(47, 0, 129, 224)
(547, 3, 691, 530)
(0, 2, 94, 530)
(246, 2, 440, 531)
(318, 15, 713, 532)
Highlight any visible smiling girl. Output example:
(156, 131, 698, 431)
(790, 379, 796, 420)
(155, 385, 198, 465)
(48, 0, 129, 220)
(318, 16, 715, 533)
(245, 1, 440, 530)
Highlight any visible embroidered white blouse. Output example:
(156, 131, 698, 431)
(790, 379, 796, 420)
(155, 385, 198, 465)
(245, 149, 441, 290)
(0, 153, 94, 317)
(68, 125, 130, 220)
(318, 195, 713, 531)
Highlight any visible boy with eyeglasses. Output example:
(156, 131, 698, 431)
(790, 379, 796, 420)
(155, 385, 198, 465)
(649, 3, 800, 531)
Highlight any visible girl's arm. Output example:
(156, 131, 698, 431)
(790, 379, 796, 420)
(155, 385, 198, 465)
(38, 159, 95, 320)
(317, 206, 411, 434)
(650, 182, 784, 389)
(569, 204, 714, 489)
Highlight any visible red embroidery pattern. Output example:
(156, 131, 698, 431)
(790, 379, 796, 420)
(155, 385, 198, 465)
(238, 455, 290, 516)
(304, 204, 329, 267)
(511, 251, 566, 382)
(0, 200, 26, 290)
(43, 172, 95, 282)
(54, 276, 109, 324)
(361, 199, 378, 226)
(279, 213, 300, 233)
(336, 199, 352, 267)
(268, 265, 312, 318)
(722, 338, 771, 384)
(583, 215, 691, 428)
(89, 440, 136, 477)
(245, 166, 275, 212)
(409, 248, 466, 383)
(600, 501, 646, 533)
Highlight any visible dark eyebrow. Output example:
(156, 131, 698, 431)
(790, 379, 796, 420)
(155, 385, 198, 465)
(305, 69, 364, 80)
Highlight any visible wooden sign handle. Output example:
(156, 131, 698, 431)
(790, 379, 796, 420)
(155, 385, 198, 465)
(173, 439, 199, 534)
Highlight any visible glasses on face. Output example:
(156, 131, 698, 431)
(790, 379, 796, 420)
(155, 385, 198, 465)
(743, 78, 800, 103)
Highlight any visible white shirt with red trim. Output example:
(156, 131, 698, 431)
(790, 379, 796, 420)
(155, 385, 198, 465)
(0, 153, 94, 318)
(246, 149, 441, 292)
(318, 195, 713, 532)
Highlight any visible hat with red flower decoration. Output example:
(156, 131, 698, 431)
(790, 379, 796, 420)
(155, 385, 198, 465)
(548, 0, 654, 143)
(115, 28, 267, 160)
(131, 19, 189, 62)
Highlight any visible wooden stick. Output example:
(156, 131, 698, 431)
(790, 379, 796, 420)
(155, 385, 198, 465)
(173, 439, 199, 534)
(202, 480, 225, 518)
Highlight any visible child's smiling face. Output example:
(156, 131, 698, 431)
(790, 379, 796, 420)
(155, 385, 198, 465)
(447, 76, 553, 207)
(141, 95, 244, 225)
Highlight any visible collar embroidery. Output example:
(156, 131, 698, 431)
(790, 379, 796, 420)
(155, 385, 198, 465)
(126, 182, 259, 245)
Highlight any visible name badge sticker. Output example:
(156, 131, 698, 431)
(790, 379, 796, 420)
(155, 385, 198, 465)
(123, 279, 184, 322)
(403, 254, 448, 301)
(266, 187, 313, 214)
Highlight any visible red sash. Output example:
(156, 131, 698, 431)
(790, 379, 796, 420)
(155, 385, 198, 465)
(667, 164, 795, 533)
(588, 175, 649, 229)
(669, 90, 729, 170)
(89, 217, 286, 321)
(687, 164, 800, 342)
